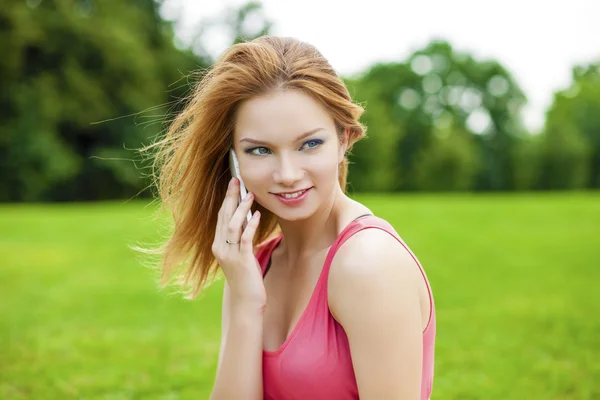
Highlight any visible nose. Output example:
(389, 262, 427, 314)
(273, 152, 304, 187)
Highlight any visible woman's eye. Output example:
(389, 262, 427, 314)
(245, 139, 323, 155)
(301, 139, 323, 150)
(246, 147, 271, 155)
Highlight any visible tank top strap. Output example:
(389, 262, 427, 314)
(315, 214, 432, 297)
(319, 214, 386, 279)
(316, 214, 435, 328)
(304, 214, 383, 306)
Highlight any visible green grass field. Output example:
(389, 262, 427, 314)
(1, 193, 599, 399)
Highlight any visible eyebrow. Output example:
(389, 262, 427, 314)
(239, 128, 325, 145)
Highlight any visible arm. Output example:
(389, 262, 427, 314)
(210, 281, 264, 400)
(209, 178, 265, 399)
(328, 229, 425, 400)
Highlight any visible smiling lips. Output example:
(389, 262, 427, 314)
(274, 188, 310, 198)
(272, 187, 312, 205)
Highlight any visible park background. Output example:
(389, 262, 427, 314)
(1, 0, 599, 398)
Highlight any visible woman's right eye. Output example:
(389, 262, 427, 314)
(246, 147, 271, 156)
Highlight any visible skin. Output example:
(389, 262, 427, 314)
(214, 89, 430, 399)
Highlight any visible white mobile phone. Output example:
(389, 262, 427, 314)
(229, 148, 253, 229)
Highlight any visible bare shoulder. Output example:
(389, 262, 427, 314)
(329, 227, 421, 287)
(328, 227, 425, 322)
(326, 227, 428, 398)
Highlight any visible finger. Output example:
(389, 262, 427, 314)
(213, 205, 227, 257)
(221, 177, 240, 222)
(218, 178, 238, 239)
(217, 178, 233, 215)
(226, 191, 254, 243)
(240, 210, 261, 255)
(229, 190, 253, 228)
(214, 189, 225, 244)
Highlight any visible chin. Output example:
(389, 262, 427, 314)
(271, 204, 317, 223)
(278, 213, 311, 222)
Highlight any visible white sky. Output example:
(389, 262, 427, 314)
(162, 0, 600, 132)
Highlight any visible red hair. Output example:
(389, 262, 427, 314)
(142, 36, 366, 298)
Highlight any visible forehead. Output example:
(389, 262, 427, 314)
(234, 90, 335, 140)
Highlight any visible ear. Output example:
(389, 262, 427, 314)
(338, 129, 349, 163)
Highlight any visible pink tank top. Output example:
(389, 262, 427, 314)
(256, 215, 436, 399)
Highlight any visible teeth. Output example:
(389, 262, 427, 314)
(279, 190, 306, 199)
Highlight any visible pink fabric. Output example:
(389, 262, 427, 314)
(256, 215, 436, 400)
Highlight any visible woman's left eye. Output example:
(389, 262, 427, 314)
(301, 139, 323, 150)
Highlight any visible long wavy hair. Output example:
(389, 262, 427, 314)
(143, 36, 366, 298)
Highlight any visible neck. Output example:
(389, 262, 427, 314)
(275, 185, 350, 262)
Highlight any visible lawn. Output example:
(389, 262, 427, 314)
(1, 192, 599, 399)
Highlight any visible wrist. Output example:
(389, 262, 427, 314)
(230, 299, 266, 318)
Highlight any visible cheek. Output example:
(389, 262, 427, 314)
(240, 164, 273, 207)
(303, 156, 340, 191)
(239, 162, 269, 189)
(312, 152, 338, 169)
(310, 147, 341, 174)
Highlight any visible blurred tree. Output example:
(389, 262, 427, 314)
(184, 1, 272, 59)
(6, 1, 594, 199)
(228, 1, 273, 44)
(0, 0, 271, 202)
(349, 41, 528, 192)
(412, 120, 481, 191)
(345, 76, 401, 192)
(0, 0, 204, 201)
(511, 133, 543, 191)
(538, 62, 600, 189)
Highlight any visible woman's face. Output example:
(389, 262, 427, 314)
(233, 89, 347, 221)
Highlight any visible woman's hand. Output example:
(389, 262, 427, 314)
(212, 177, 265, 310)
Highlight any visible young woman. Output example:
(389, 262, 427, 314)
(149, 35, 435, 400)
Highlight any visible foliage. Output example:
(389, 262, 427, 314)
(0, 0, 205, 201)
(538, 62, 600, 189)
(0, 2, 598, 201)
(348, 41, 528, 192)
